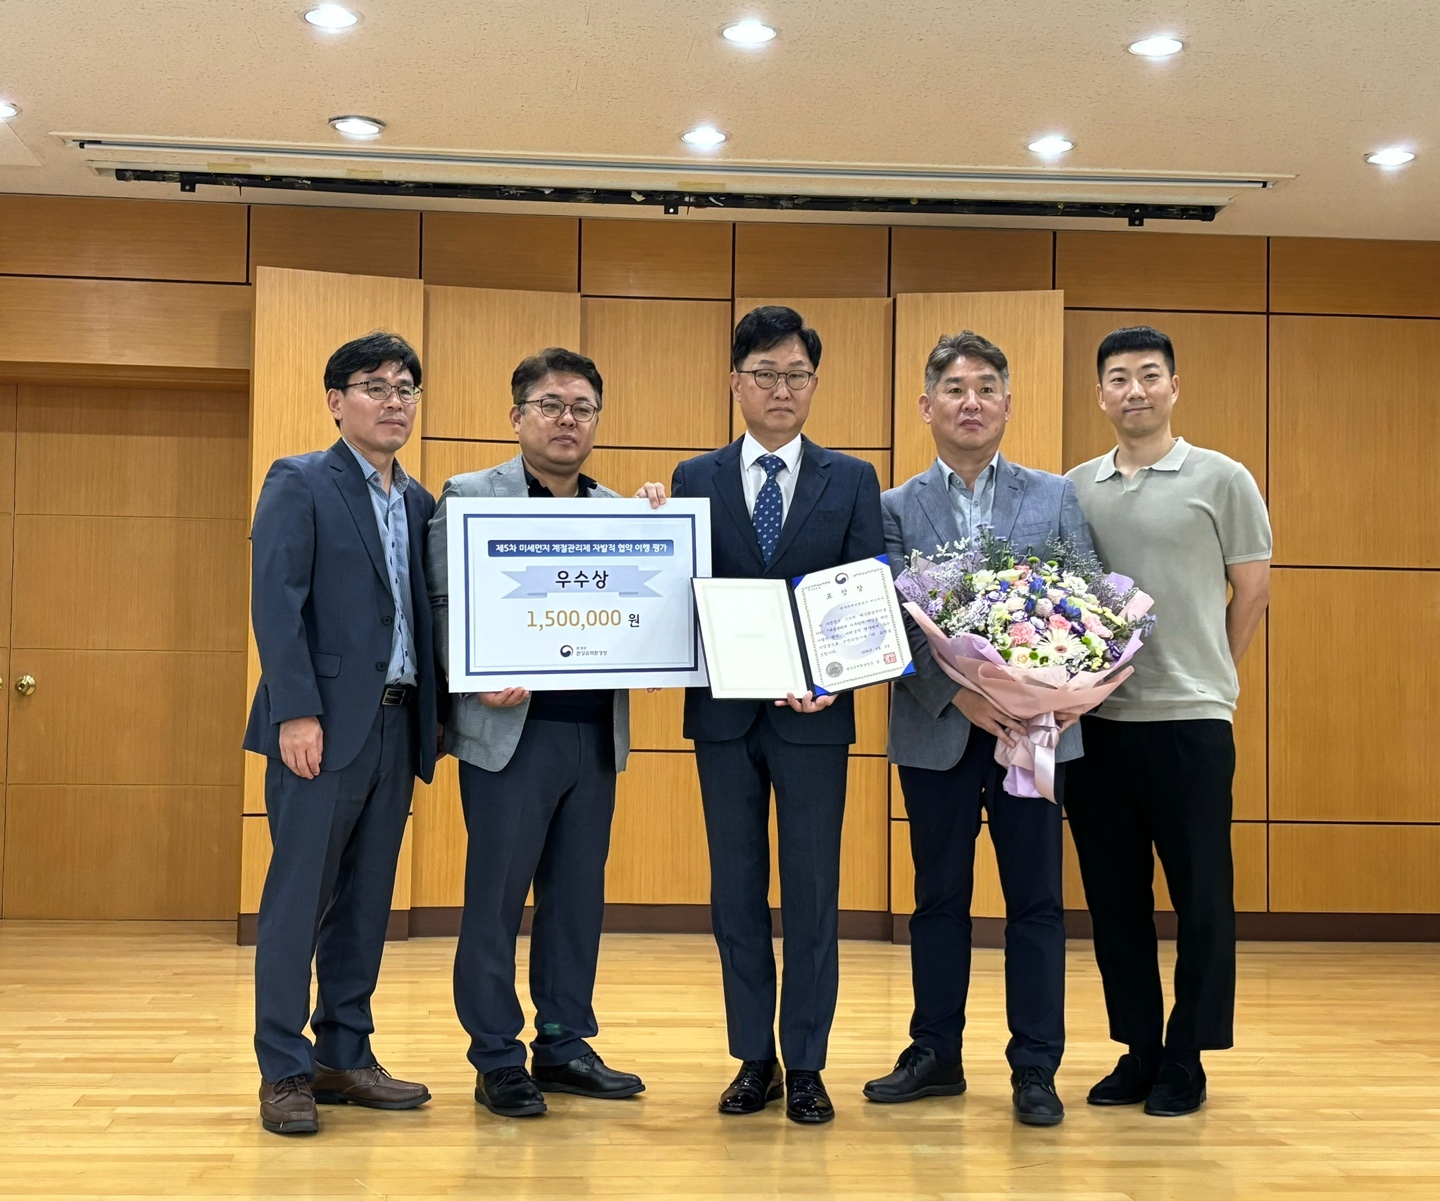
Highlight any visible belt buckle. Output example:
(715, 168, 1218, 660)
(382, 685, 407, 706)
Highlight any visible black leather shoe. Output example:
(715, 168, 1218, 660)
(719, 1059, 783, 1114)
(1088, 1052, 1160, 1106)
(475, 1065, 547, 1117)
(785, 1070, 835, 1125)
(1144, 1060, 1207, 1116)
(1011, 1065, 1064, 1126)
(863, 1044, 967, 1104)
(533, 1052, 645, 1099)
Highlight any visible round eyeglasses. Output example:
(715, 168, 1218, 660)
(739, 369, 817, 391)
(522, 398, 601, 423)
(346, 380, 422, 405)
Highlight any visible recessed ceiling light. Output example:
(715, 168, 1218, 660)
(304, 5, 359, 29)
(1028, 135, 1074, 156)
(1129, 35, 1184, 57)
(1366, 146, 1416, 167)
(0, 100, 18, 119)
(682, 125, 727, 148)
(330, 115, 384, 138)
(722, 20, 777, 46)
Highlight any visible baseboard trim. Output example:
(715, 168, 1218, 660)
(888, 910, 1440, 946)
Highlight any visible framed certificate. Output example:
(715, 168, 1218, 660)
(445, 498, 712, 691)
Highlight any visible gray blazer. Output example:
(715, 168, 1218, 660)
(426, 453, 632, 773)
(885, 455, 1095, 772)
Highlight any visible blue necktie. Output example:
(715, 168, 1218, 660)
(752, 453, 786, 564)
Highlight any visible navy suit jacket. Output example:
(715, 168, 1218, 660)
(672, 436, 885, 746)
(243, 439, 441, 783)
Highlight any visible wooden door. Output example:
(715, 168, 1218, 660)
(1, 385, 249, 918)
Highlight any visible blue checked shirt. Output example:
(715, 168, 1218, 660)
(344, 441, 417, 686)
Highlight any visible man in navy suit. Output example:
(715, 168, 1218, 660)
(244, 332, 441, 1135)
(669, 306, 884, 1124)
(862, 331, 1094, 1126)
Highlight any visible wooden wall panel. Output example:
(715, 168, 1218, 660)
(1270, 238, 1440, 318)
(3, 786, 241, 919)
(423, 286, 582, 441)
(249, 205, 420, 280)
(841, 757, 890, 911)
(0, 383, 15, 513)
(410, 760, 466, 908)
(733, 297, 892, 448)
(1056, 232, 1268, 312)
(1270, 315, 1440, 567)
(581, 219, 732, 299)
(422, 213, 579, 292)
(0, 278, 251, 374)
(606, 752, 710, 904)
(240, 813, 414, 914)
(1061, 310, 1268, 487)
(12, 516, 247, 652)
(1271, 824, 1440, 913)
(418, 438, 514, 494)
(890, 819, 1006, 918)
(1270, 569, 1439, 822)
(0, 195, 247, 282)
(890, 228, 1053, 295)
(15, 386, 247, 519)
(893, 291, 1065, 486)
(581, 299, 731, 448)
(735, 224, 889, 298)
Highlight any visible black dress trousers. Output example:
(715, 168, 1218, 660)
(1064, 715, 1237, 1053)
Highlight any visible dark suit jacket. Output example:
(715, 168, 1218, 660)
(243, 439, 441, 783)
(672, 436, 885, 746)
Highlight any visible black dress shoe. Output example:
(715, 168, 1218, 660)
(785, 1070, 835, 1125)
(1144, 1060, 1207, 1116)
(532, 1052, 645, 1099)
(863, 1044, 967, 1104)
(1011, 1065, 1064, 1126)
(719, 1059, 783, 1114)
(476, 1065, 547, 1117)
(1088, 1052, 1159, 1106)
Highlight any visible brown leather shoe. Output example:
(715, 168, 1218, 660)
(260, 1075, 319, 1135)
(312, 1062, 431, 1110)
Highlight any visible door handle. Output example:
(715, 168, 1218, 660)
(15, 675, 35, 696)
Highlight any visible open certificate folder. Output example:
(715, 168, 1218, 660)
(692, 556, 915, 699)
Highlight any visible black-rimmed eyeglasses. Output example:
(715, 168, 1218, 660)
(738, 369, 817, 391)
(520, 398, 602, 423)
(345, 380, 422, 405)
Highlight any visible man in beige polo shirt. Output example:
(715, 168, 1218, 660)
(1065, 326, 1271, 1119)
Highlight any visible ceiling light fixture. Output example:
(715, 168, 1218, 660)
(682, 125, 727, 148)
(1365, 146, 1416, 167)
(1028, 135, 1074, 156)
(1129, 35, 1184, 57)
(330, 115, 385, 138)
(304, 5, 360, 29)
(721, 20, 777, 46)
(0, 100, 18, 119)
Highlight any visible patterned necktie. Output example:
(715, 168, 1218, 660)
(752, 453, 786, 564)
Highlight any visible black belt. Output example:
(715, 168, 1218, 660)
(381, 684, 416, 706)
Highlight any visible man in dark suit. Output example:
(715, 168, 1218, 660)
(862, 331, 1094, 1126)
(245, 331, 441, 1136)
(670, 305, 885, 1125)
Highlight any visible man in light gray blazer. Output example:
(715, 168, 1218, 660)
(863, 331, 1095, 1128)
(426, 348, 640, 1120)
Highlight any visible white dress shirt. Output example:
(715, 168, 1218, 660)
(740, 431, 804, 519)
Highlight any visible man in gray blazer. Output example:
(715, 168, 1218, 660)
(863, 331, 1095, 1127)
(426, 347, 641, 1119)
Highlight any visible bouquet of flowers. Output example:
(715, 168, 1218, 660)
(894, 529, 1155, 801)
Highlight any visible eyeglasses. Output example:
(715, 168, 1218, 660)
(346, 380, 422, 405)
(520, 398, 602, 423)
(738, 369, 817, 391)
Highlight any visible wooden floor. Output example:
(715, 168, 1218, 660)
(0, 925, 1438, 1200)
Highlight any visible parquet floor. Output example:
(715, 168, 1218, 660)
(0, 922, 1437, 1199)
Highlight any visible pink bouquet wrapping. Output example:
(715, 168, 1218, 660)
(894, 532, 1155, 802)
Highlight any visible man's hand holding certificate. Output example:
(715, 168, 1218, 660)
(693, 556, 914, 700)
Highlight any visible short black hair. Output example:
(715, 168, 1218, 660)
(323, 330, 422, 391)
(731, 305, 823, 372)
(511, 347, 604, 407)
(1096, 325, 1176, 378)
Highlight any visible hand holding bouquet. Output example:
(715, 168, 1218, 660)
(894, 529, 1155, 801)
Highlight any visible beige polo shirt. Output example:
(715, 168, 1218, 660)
(1066, 438, 1271, 722)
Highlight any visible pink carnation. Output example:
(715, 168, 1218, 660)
(1048, 615, 1072, 632)
(1008, 622, 1037, 646)
(1083, 614, 1114, 638)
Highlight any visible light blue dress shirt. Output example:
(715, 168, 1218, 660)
(344, 441, 417, 686)
(939, 453, 1000, 539)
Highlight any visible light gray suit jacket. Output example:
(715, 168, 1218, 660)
(885, 455, 1095, 772)
(426, 454, 632, 773)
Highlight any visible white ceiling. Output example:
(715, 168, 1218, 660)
(2, 0, 1437, 237)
